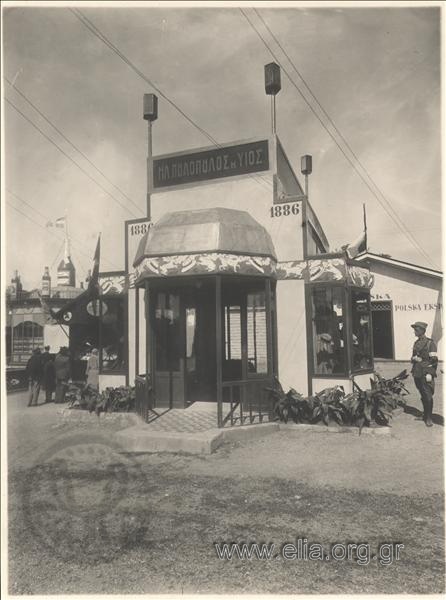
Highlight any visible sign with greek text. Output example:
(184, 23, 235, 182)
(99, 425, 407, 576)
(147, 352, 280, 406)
(152, 139, 269, 189)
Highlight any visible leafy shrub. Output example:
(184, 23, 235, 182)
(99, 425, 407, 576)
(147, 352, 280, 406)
(267, 370, 410, 431)
(68, 384, 135, 415)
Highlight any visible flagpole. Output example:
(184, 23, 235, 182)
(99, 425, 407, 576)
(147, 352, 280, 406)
(363, 203, 368, 252)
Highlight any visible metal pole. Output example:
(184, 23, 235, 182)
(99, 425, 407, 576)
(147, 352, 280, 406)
(146, 120, 153, 220)
(271, 95, 277, 135)
(304, 173, 309, 199)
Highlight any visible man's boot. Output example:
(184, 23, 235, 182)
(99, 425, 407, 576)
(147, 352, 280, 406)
(425, 402, 433, 427)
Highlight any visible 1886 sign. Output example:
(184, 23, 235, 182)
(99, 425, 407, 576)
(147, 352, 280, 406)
(153, 139, 269, 190)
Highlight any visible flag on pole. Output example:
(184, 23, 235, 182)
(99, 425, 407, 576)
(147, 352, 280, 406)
(345, 231, 367, 259)
(45, 216, 66, 229)
(344, 204, 368, 259)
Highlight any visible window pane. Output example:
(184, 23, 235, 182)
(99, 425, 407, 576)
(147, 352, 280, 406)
(247, 291, 268, 374)
(223, 304, 242, 381)
(351, 290, 373, 372)
(311, 287, 346, 375)
(185, 307, 196, 376)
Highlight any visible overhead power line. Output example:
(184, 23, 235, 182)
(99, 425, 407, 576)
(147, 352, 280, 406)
(5, 97, 140, 219)
(241, 8, 437, 269)
(4, 75, 142, 215)
(253, 8, 438, 270)
(68, 7, 273, 194)
(6, 188, 121, 271)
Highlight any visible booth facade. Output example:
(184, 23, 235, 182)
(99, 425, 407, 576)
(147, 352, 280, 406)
(116, 134, 375, 427)
(356, 252, 442, 360)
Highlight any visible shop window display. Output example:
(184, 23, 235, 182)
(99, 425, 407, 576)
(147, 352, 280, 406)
(311, 287, 345, 375)
(351, 289, 373, 372)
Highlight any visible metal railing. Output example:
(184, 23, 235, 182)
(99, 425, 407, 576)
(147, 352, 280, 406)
(220, 377, 273, 427)
(135, 374, 154, 423)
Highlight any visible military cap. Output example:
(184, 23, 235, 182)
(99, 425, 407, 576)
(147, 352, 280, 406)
(411, 321, 428, 331)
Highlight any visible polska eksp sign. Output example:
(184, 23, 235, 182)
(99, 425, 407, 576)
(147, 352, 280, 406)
(153, 139, 269, 190)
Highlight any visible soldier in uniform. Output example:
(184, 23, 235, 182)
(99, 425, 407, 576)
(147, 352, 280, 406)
(410, 321, 438, 427)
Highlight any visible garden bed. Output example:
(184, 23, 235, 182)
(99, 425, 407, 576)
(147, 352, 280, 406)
(65, 383, 136, 415)
(268, 370, 409, 432)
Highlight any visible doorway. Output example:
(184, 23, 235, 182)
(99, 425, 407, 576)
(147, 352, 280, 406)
(371, 300, 394, 359)
(148, 276, 276, 413)
(150, 279, 216, 408)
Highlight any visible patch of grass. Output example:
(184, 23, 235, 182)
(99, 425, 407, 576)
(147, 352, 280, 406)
(8, 459, 445, 594)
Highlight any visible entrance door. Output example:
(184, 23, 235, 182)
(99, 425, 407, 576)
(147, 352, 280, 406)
(149, 278, 274, 412)
(184, 282, 216, 403)
(151, 281, 216, 408)
(371, 301, 394, 359)
(152, 291, 185, 408)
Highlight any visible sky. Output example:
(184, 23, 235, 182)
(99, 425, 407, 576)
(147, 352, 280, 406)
(2, 2, 442, 290)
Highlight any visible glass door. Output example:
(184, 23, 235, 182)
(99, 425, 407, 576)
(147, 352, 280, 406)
(152, 290, 185, 408)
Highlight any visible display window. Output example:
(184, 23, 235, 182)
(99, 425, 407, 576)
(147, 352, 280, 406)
(247, 291, 268, 375)
(310, 286, 346, 375)
(309, 284, 373, 377)
(351, 289, 373, 372)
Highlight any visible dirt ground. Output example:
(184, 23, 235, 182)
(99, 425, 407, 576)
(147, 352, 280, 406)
(6, 375, 445, 595)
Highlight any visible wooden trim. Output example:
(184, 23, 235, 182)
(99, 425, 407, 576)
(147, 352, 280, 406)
(344, 285, 353, 377)
(304, 283, 313, 396)
(145, 281, 151, 406)
(216, 276, 223, 428)
(388, 300, 396, 360)
(124, 292, 129, 386)
(356, 252, 442, 277)
(135, 287, 139, 378)
(265, 278, 274, 378)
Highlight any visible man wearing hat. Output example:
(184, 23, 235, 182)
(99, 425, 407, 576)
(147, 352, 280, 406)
(410, 321, 438, 427)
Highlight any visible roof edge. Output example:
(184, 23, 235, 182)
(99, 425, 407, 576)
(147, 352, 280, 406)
(356, 252, 442, 278)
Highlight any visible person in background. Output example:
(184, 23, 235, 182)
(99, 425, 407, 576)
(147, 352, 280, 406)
(26, 348, 43, 407)
(41, 346, 52, 400)
(86, 348, 99, 391)
(43, 355, 56, 402)
(54, 346, 71, 403)
(410, 321, 438, 427)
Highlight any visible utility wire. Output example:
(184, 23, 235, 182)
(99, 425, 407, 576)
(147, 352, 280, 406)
(4, 75, 142, 215)
(254, 8, 439, 269)
(241, 8, 437, 269)
(6, 189, 121, 271)
(8, 190, 120, 272)
(68, 7, 273, 194)
(5, 97, 140, 219)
